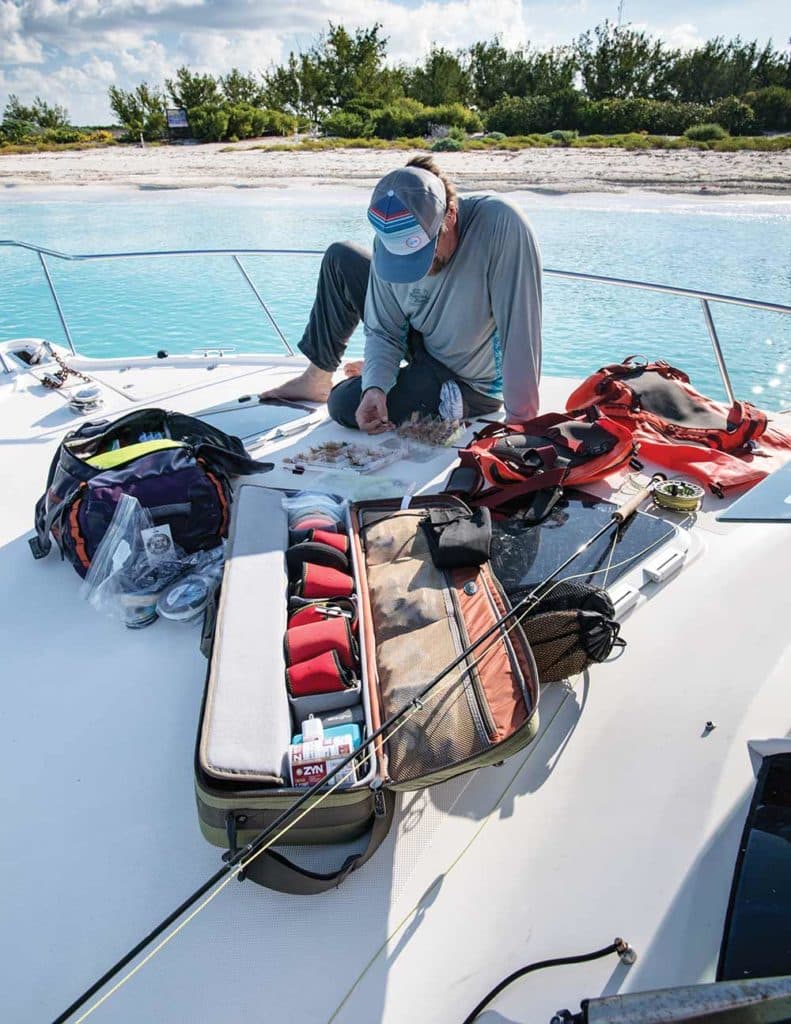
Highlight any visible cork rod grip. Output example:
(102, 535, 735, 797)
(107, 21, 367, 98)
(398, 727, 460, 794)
(613, 483, 654, 523)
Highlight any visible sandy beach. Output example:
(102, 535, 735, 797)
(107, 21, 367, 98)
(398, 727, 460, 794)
(1, 139, 789, 194)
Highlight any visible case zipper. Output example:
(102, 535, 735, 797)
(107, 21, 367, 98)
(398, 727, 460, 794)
(481, 573, 531, 711)
(444, 574, 497, 743)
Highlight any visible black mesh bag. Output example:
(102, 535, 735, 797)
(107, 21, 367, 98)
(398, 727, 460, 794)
(512, 581, 625, 683)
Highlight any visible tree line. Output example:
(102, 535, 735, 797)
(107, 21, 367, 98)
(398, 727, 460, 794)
(2, 22, 790, 146)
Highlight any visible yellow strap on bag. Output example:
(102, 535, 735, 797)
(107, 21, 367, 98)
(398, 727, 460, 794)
(85, 438, 184, 470)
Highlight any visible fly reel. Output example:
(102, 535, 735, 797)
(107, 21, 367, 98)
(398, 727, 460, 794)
(653, 478, 705, 512)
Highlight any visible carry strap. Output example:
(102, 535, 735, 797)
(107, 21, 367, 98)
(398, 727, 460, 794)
(467, 467, 567, 510)
(240, 788, 395, 894)
(598, 356, 689, 383)
(30, 480, 83, 560)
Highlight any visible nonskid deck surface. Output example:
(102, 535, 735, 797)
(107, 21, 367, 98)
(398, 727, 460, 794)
(1, 347, 789, 1024)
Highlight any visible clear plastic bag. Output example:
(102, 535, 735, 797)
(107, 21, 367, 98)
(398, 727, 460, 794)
(81, 494, 225, 628)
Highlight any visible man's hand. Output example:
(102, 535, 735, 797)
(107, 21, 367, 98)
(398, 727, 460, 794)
(343, 360, 364, 378)
(355, 388, 393, 434)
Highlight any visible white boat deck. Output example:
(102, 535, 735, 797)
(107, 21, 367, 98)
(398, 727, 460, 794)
(1, 344, 789, 1024)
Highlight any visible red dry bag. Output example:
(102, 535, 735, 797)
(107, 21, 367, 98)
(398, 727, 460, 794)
(566, 357, 791, 494)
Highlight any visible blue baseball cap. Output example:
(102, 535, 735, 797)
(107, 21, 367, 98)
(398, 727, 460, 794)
(367, 166, 447, 283)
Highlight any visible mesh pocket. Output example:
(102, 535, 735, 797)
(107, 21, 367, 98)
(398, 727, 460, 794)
(364, 512, 488, 786)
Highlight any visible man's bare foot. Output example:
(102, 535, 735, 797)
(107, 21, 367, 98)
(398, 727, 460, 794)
(258, 364, 334, 403)
(343, 360, 364, 379)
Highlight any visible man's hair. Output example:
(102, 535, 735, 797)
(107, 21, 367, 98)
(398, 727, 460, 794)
(406, 154, 457, 210)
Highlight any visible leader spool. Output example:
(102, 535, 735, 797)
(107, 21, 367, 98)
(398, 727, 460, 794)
(653, 478, 705, 513)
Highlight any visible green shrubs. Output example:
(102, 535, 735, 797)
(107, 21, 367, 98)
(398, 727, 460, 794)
(109, 82, 294, 144)
(485, 95, 717, 136)
(134, 125, 791, 155)
(187, 105, 229, 142)
(0, 123, 106, 147)
(226, 103, 256, 140)
(41, 127, 86, 144)
(108, 84, 166, 141)
(622, 133, 652, 149)
(578, 98, 710, 134)
(321, 110, 371, 138)
(369, 98, 425, 138)
(685, 122, 728, 141)
(428, 103, 483, 133)
(1, 95, 71, 142)
(484, 131, 506, 141)
(258, 109, 297, 136)
(744, 86, 791, 131)
(370, 100, 481, 139)
(711, 96, 755, 135)
(198, 103, 295, 140)
(643, 101, 711, 135)
(486, 95, 554, 134)
(498, 134, 552, 148)
(483, 94, 770, 138)
(87, 130, 116, 144)
(578, 99, 631, 133)
(547, 129, 578, 144)
(431, 136, 464, 152)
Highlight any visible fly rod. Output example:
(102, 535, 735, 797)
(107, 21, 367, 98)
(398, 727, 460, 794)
(53, 477, 658, 1024)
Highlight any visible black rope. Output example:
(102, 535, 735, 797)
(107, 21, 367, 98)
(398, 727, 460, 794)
(461, 940, 622, 1024)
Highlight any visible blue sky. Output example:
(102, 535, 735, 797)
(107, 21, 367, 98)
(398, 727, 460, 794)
(1, 0, 789, 125)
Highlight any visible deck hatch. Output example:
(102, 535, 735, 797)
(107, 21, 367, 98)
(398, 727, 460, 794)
(490, 489, 679, 597)
(193, 397, 317, 445)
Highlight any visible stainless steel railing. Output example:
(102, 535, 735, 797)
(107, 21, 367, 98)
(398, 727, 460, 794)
(2, 240, 790, 403)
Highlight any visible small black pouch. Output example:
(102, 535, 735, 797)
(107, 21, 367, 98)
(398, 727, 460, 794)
(422, 506, 492, 569)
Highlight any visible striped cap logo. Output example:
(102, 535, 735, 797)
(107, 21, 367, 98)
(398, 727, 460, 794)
(367, 191, 432, 256)
(367, 168, 446, 281)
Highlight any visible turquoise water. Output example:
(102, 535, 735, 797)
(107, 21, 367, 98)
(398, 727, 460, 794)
(1, 187, 789, 409)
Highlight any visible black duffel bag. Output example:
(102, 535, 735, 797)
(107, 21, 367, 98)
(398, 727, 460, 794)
(30, 407, 272, 578)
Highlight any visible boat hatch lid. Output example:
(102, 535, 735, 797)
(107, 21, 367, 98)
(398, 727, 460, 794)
(192, 395, 320, 445)
(716, 459, 791, 523)
(490, 488, 681, 595)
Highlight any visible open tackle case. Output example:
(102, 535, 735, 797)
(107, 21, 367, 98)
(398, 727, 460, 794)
(194, 483, 540, 894)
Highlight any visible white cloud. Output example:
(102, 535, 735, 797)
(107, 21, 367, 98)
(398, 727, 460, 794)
(0, 0, 45, 63)
(175, 29, 286, 74)
(0, 0, 22, 32)
(655, 23, 704, 51)
(1, 57, 119, 124)
(118, 40, 171, 76)
(612, 19, 707, 52)
(0, 35, 46, 64)
(9, 0, 208, 59)
(372, 0, 532, 60)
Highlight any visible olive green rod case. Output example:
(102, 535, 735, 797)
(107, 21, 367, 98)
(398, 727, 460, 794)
(194, 484, 539, 894)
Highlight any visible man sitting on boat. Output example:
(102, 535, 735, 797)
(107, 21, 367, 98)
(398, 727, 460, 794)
(260, 155, 543, 432)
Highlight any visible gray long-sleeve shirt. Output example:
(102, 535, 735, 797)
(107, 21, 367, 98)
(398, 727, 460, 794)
(361, 193, 542, 420)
